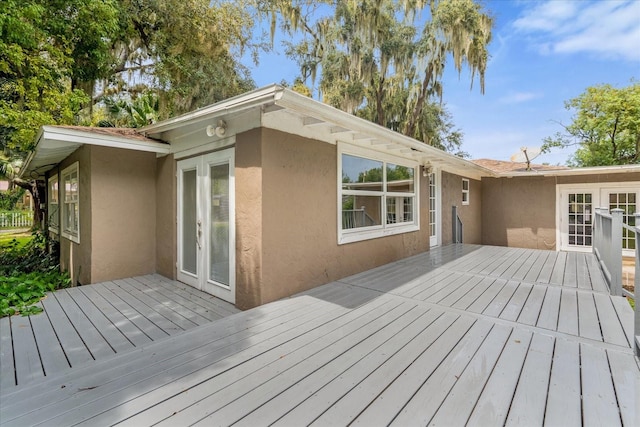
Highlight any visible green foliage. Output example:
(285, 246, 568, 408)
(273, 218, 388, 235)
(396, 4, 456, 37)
(542, 83, 640, 166)
(0, 272, 70, 317)
(0, 0, 115, 153)
(261, 0, 492, 154)
(0, 188, 25, 211)
(0, 231, 70, 317)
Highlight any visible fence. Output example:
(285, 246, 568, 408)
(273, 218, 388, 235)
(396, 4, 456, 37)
(0, 211, 32, 229)
(593, 208, 639, 356)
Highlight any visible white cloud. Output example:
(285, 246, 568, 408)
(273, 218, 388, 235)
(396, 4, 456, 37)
(498, 91, 543, 104)
(512, 0, 640, 62)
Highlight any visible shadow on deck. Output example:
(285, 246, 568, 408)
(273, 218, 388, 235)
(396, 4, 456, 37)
(1, 245, 638, 426)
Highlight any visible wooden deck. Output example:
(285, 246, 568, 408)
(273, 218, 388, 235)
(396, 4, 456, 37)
(0, 275, 239, 391)
(1, 245, 638, 426)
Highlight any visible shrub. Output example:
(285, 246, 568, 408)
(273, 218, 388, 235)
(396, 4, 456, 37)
(0, 231, 70, 317)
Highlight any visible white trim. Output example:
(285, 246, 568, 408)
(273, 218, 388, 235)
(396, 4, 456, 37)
(61, 162, 79, 244)
(462, 178, 470, 206)
(338, 143, 420, 245)
(429, 169, 442, 247)
(47, 174, 59, 234)
(41, 126, 170, 154)
(556, 182, 639, 254)
(177, 149, 236, 304)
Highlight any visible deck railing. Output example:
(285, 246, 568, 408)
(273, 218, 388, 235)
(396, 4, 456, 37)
(342, 209, 376, 229)
(634, 226, 639, 356)
(452, 205, 463, 244)
(593, 208, 623, 296)
(594, 208, 639, 356)
(0, 211, 32, 229)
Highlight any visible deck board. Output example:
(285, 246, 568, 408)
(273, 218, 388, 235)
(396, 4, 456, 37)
(504, 333, 554, 426)
(1, 245, 636, 426)
(544, 339, 582, 427)
(0, 317, 15, 389)
(0, 275, 239, 390)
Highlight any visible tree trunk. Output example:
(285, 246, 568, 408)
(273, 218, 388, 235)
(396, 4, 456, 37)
(12, 178, 45, 229)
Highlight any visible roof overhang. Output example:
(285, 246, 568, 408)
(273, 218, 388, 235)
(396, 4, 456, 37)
(498, 164, 640, 178)
(20, 126, 171, 179)
(141, 84, 493, 180)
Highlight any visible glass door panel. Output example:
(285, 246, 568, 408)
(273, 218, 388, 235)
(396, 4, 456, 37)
(209, 163, 230, 286)
(567, 192, 593, 247)
(182, 169, 198, 275)
(608, 192, 637, 250)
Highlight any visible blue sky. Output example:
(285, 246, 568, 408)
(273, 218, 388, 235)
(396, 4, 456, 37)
(247, 0, 640, 165)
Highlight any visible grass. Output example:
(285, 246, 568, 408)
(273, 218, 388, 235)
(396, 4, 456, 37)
(0, 233, 32, 248)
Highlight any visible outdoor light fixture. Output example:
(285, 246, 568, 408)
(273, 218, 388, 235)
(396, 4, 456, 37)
(423, 161, 433, 176)
(206, 119, 228, 137)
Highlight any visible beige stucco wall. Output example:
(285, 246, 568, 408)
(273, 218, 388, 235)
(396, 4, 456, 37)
(480, 172, 640, 250)
(156, 154, 176, 279)
(233, 128, 430, 309)
(440, 171, 482, 245)
(89, 146, 157, 282)
(52, 145, 158, 284)
(481, 176, 557, 250)
(56, 146, 92, 285)
(235, 129, 264, 309)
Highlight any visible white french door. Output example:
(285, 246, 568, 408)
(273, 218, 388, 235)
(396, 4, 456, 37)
(428, 171, 440, 247)
(177, 149, 235, 303)
(557, 183, 639, 255)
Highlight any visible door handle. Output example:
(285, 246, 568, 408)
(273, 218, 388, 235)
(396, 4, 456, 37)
(196, 219, 202, 249)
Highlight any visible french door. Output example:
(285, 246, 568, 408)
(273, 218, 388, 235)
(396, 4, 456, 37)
(177, 149, 235, 303)
(428, 171, 440, 247)
(558, 184, 638, 255)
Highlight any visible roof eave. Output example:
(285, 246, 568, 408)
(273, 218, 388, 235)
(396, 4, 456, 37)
(498, 164, 640, 178)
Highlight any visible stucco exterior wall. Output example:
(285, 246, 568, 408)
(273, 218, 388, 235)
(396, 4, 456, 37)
(480, 172, 640, 250)
(156, 154, 176, 279)
(481, 176, 557, 250)
(89, 146, 157, 282)
(57, 146, 92, 285)
(440, 171, 482, 245)
(251, 128, 429, 308)
(235, 129, 264, 309)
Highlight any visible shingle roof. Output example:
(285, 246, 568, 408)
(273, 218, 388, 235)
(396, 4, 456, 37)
(54, 125, 165, 144)
(472, 158, 570, 173)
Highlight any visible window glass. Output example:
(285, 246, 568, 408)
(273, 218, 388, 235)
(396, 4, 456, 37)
(386, 164, 414, 193)
(342, 195, 382, 229)
(61, 163, 79, 242)
(342, 154, 383, 191)
(48, 176, 59, 232)
(339, 149, 417, 243)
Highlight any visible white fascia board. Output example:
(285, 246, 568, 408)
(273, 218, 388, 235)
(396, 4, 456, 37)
(499, 164, 640, 178)
(140, 84, 284, 136)
(274, 89, 492, 180)
(41, 126, 170, 154)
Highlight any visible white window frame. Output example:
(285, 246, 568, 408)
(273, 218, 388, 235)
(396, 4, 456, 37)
(338, 143, 419, 245)
(61, 162, 80, 243)
(48, 175, 59, 234)
(462, 178, 470, 205)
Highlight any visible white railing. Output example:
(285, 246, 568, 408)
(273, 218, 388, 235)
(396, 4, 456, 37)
(593, 208, 623, 296)
(0, 211, 32, 229)
(452, 205, 463, 244)
(634, 225, 639, 356)
(594, 208, 639, 356)
(342, 209, 376, 229)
